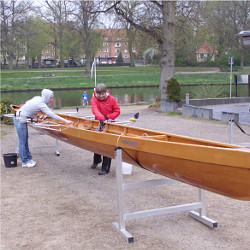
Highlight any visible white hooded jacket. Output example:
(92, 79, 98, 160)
(18, 89, 60, 121)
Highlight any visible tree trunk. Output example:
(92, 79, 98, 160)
(130, 53, 135, 67)
(26, 46, 30, 69)
(59, 26, 65, 68)
(240, 41, 245, 68)
(32, 58, 35, 67)
(16, 58, 19, 68)
(8, 55, 14, 70)
(159, 1, 176, 101)
(85, 56, 91, 76)
(38, 54, 42, 68)
(128, 42, 135, 67)
(84, 36, 91, 76)
(127, 26, 135, 67)
(83, 7, 91, 77)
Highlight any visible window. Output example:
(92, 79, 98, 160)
(124, 49, 128, 53)
(103, 49, 109, 53)
(115, 43, 121, 47)
(103, 42, 109, 46)
(20, 47, 26, 54)
(124, 43, 128, 46)
(104, 36, 108, 41)
(117, 36, 121, 40)
(115, 49, 120, 53)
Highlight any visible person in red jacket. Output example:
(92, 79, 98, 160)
(90, 83, 120, 175)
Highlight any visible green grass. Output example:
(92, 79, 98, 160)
(175, 73, 230, 84)
(166, 111, 181, 116)
(1, 66, 249, 91)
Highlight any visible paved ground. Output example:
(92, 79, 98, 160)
(202, 102, 250, 125)
(1, 105, 250, 249)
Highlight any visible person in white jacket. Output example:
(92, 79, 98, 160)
(13, 89, 72, 168)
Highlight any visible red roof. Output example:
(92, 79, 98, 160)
(196, 41, 214, 53)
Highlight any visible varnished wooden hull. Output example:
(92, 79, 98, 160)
(11, 105, 250, 200)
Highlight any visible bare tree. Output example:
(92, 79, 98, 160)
(38, 0, 74, 68)
(202, 1, 250, 66)
(233, 1, 250, 67)
(1, 0, 33, 69)
(112, 1, 176, 101)
(110, 1, 140, 67)
(175, 1, 206, 66)
(72, 0, 103, 76)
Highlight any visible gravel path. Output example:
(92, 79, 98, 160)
(1, 105, 250, 249)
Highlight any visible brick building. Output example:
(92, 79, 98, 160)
(95, 28, 135, 64)
(39, 28, 135, 65)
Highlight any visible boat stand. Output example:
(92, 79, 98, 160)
(229, 120, 250, 147)
(14, 129, 60, 156)
(113, 147, 217, 243)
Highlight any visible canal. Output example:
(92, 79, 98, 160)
(1, 84, 249, 108)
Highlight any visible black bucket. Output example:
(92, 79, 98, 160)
(3, 153, 18, 168)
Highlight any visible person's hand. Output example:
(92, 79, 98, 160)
(103, 114, 108, 120)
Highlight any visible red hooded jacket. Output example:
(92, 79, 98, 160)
(91, 90, 120, 121)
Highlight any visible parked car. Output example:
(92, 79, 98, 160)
(56, 59, 81, 68)
(64, 59, 80, 67)
(41, 59, 56, 68)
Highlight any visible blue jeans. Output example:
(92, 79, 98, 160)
(13, 117, 32, 164)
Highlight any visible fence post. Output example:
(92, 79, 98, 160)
(186, 93, 190, 105)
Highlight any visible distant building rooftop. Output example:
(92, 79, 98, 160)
(237, 30, 250, 45)
(196, 41, 215, 54)
(237, 30, 250, 36)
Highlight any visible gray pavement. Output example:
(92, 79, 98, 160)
(203, 102, 250, 125)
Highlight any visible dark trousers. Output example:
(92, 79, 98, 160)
(93, 153, 111, 172)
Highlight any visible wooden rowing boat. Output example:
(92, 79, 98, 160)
(11, 105, 250, 201)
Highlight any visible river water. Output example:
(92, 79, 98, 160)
(1, 85, 249, 108)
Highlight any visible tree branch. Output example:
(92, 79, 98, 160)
(114, 2, 163, 44)
(150, 0, 162, 9)
(88, 1, 121, 14)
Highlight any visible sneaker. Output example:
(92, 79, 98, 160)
(22, 161, 36, 168)
(30, 160, 36, 165)
(98, 170, 109, 175)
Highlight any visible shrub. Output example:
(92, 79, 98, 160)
(0, 99, 13, 125)
(175, 57, 188, 67)
(217, 51, 241, 68)
(148, 102, 160, 108)
(116, 52, 124, 64)
(166, 78, 181, 102)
